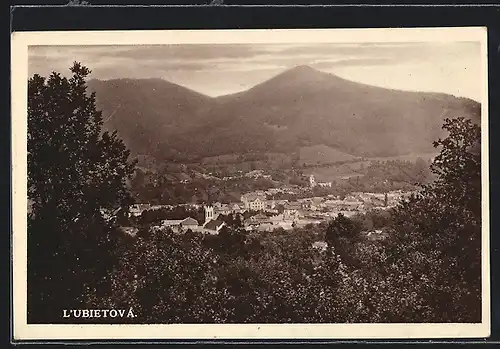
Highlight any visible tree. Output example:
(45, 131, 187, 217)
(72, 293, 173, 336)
(326, 213, 360, 242)
(389, 117, 481, 322)
(27, 62, 136, 322)
(430, 117, 481, 221)
(359, 214, 374, 231)
(413, 157, 432, 185)
(325, 213, 361, 266)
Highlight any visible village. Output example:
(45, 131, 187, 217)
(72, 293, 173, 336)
(126, 173, 414, 236)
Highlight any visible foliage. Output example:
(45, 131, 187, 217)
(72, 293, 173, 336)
(27, 63, 136, 322)
(98, 117, 481, 324)
(387, 117, 482, 322)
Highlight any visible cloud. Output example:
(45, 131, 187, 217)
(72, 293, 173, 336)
(96, 44, 265, 60)
(27, 41, 482, 100)
(28, 41, 476, 76)
(265, 42, 419, 58)
(30, 44, 264, 63)
(311, 58, 395, 69)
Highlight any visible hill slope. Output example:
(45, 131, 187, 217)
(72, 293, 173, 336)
(89, 66, 481, 161)
(87, 78, 215, 158)
(171, 65, 480, 157)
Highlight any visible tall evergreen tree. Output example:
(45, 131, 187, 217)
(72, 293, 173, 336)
(27, 62, 136, 322)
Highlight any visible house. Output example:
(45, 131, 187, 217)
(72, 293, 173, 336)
(243, 219, 258, 228)
(362, 229, 388, 241)
(215, 203, 232, 215)
(324, 199, 363, 211)
(283, 202, 302, 221)
(230, 203, 245, 213)
(162, 219, 184, 227)
(312, 241, 328, 253)
(257, 223, 275, 232)
(250, 213, 272, 224)
(118, 226, 139, 237)
(179, 217, 200, 229)
(203, 219, 226, 234)
(245, 170, 265, 179)
(309, 197, 324, 211)
(344, 194, 358, 202)
(100, 206, 126, 223)
(129, 203, 152, 216)
(241, 193, 267, 211)
(162, 217, 200, 232)
(269, 213, 284, 223)
(265, 200, 277, 210)
(273, 220, 294, 230)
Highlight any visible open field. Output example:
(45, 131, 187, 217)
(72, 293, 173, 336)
(298, 144, 361, 166)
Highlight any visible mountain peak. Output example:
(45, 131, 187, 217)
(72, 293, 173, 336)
(282, 65, 324, 78)
(258, 65, 329, 88)
(289, 65, 317, 73)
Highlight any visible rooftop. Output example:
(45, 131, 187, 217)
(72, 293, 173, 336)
(242, 192, 266, 201)
(181, 217, 199, 226)
(284, 202, 302, 210)
(204, 219, 225, 231)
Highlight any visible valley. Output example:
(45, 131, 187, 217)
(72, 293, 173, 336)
(89, 65, 473, 216)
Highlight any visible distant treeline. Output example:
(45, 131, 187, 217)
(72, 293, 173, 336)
(129, 158, 432, 205)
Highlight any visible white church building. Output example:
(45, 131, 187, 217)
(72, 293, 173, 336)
(309, 174, 332, 188)
(160, 205, 226, 235)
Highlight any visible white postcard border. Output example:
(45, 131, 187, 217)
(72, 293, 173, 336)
(11, 27, 491, 340)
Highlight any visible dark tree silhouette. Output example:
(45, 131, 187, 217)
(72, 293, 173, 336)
(325, 213, 360, 246)
(27, 62, 136, 322)
(389, 117, 481, 322)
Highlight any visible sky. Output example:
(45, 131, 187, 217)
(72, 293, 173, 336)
(28, 41, 483, 102)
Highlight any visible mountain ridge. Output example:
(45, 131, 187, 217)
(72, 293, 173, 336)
(86, 66, 481, 162)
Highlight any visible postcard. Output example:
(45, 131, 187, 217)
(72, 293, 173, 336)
(11, 27, 490, 340)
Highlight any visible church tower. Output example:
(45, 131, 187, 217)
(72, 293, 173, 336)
(204, 205, 215, 225)
(309, 174, 316, 188)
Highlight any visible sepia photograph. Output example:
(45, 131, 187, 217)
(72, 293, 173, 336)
(11, 28, 490, 340)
